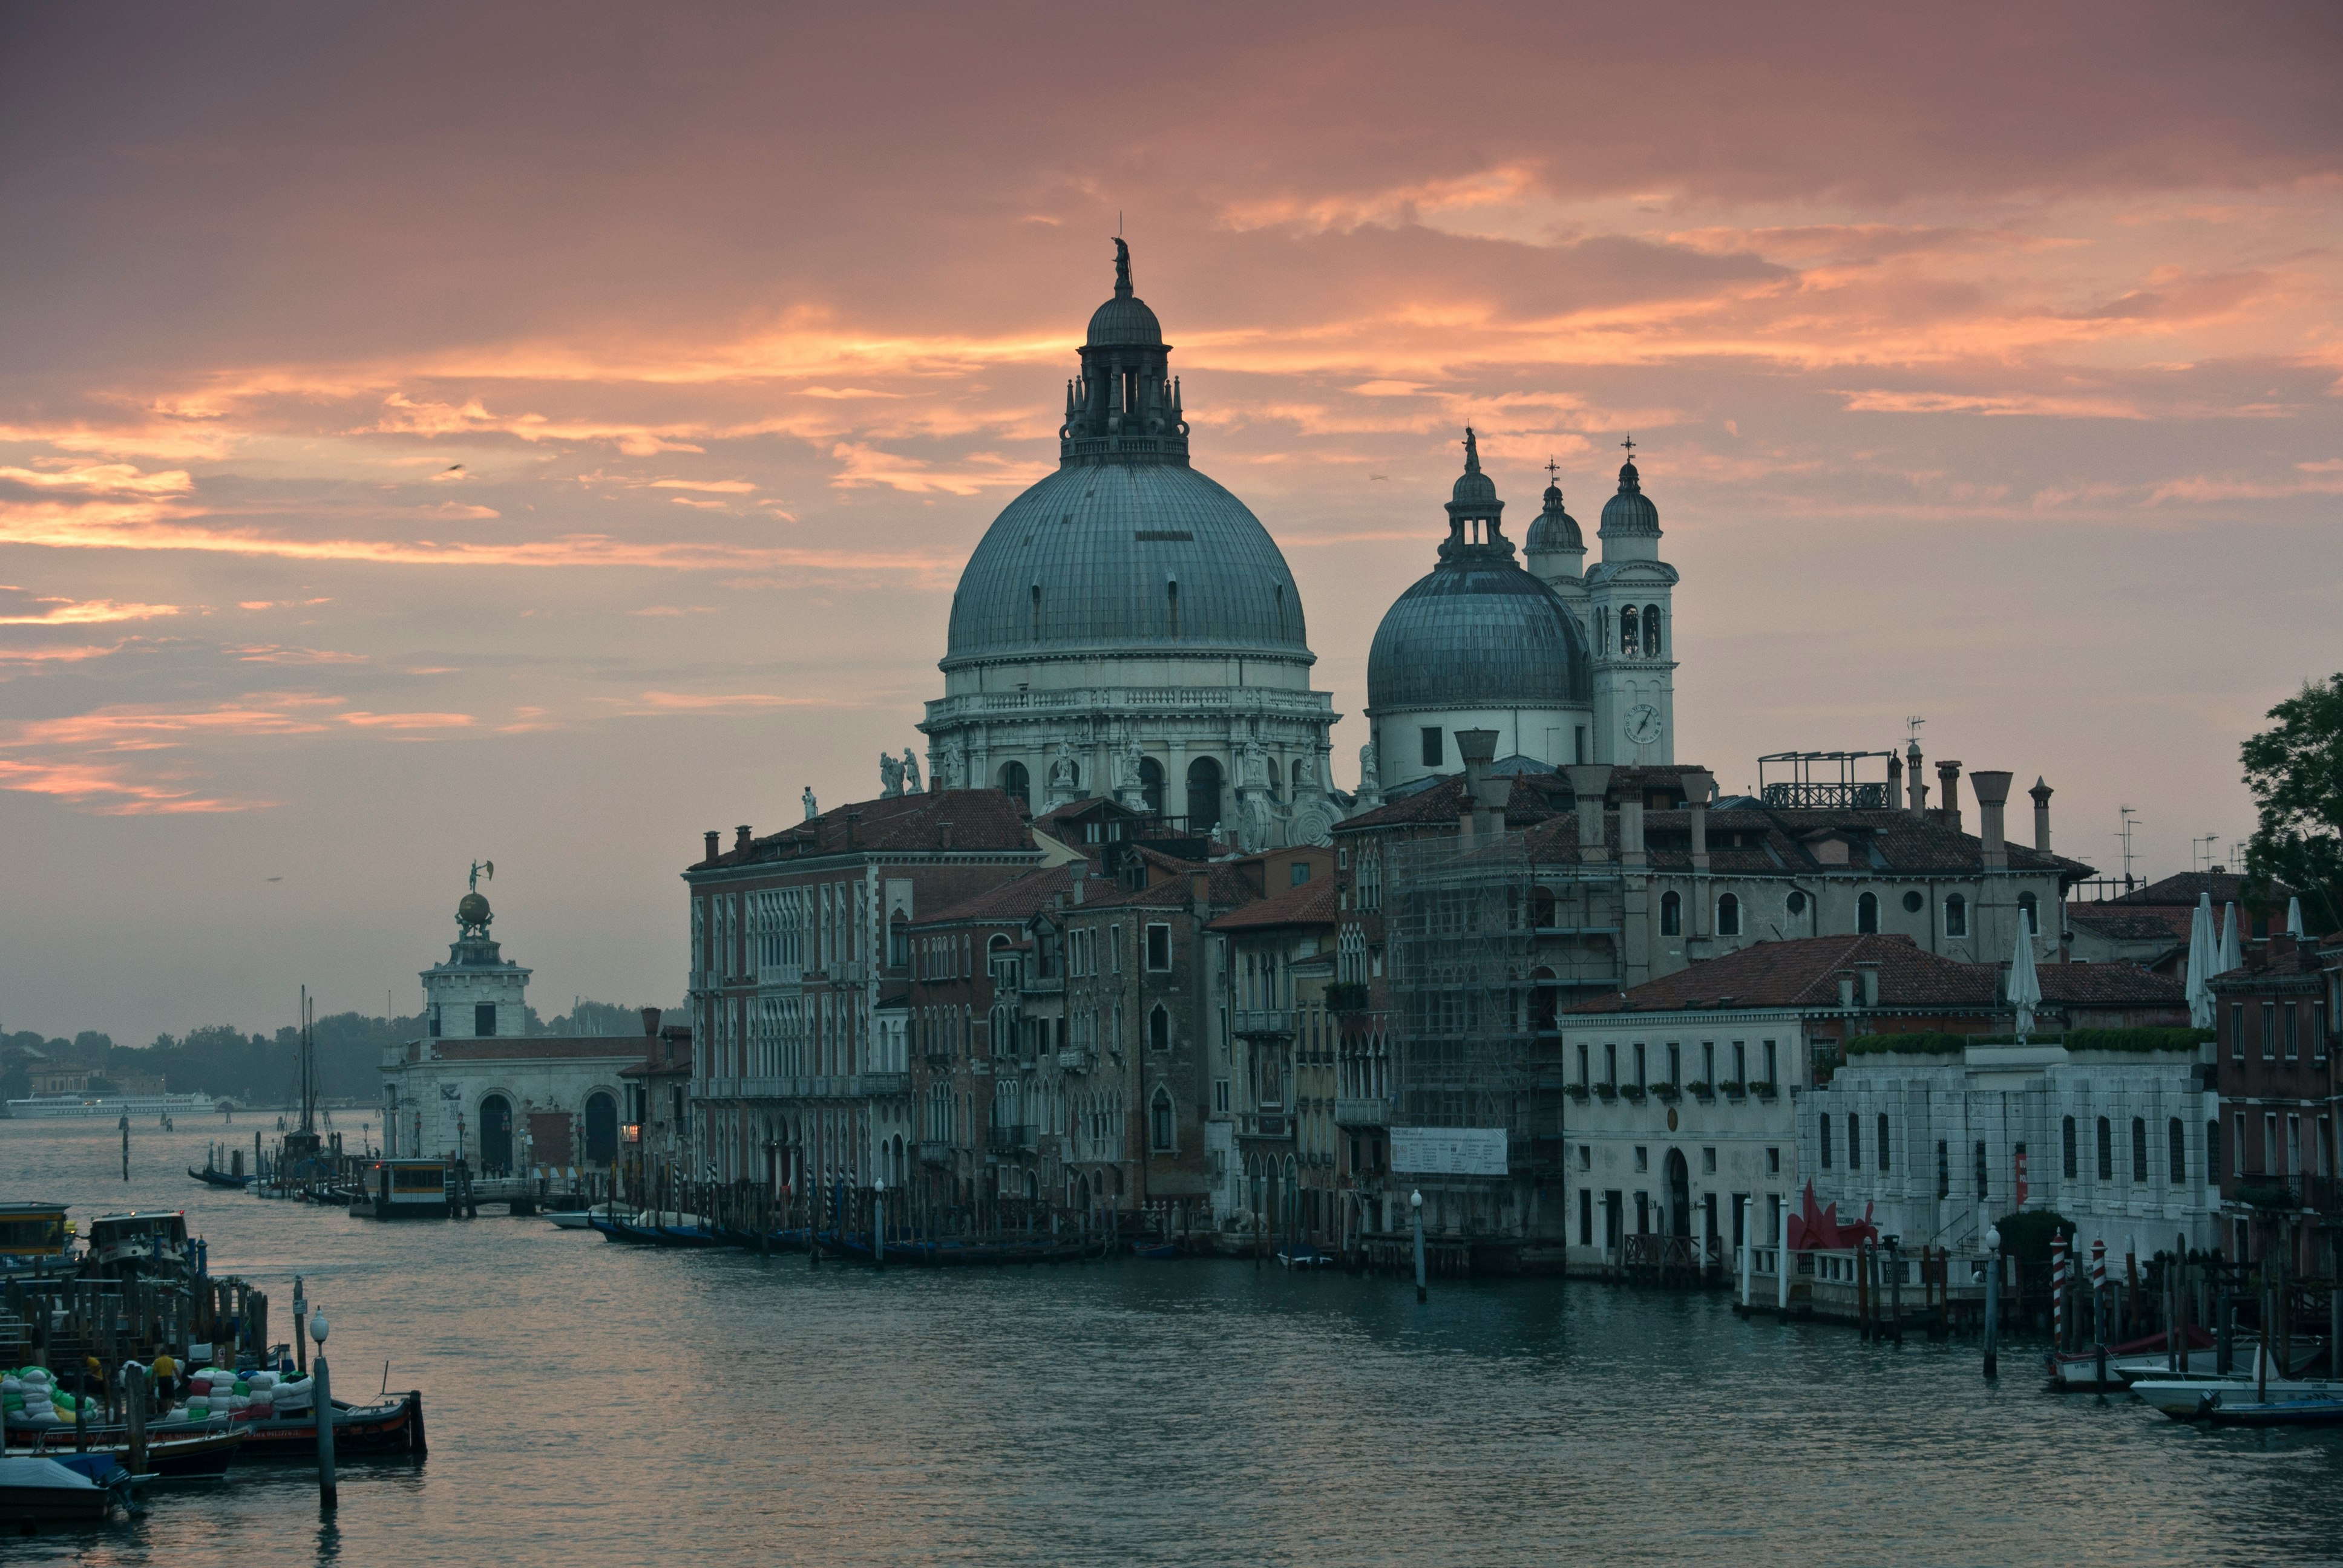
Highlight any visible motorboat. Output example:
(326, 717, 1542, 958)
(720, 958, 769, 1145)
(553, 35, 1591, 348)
(0, 1203, 75, 1276)
(0, 1454, 129, 1527)
(79, 1211, 193, 1284)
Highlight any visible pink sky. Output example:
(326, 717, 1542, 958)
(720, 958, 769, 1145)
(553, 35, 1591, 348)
(2, 4, 2338, 1042)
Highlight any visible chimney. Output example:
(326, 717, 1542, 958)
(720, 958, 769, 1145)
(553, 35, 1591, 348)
(1070, 862, 1086, 904)
(1190, 871, 1210, 909)
(1886, 751, 1903, 808)
(939, 819, 954, 850)
(1970, 771, 2013, 869)
(703, 829, 720, 863)
(1565, 765, 1614, 863)
(735, 824, 753, 852)
(1620, 797, 1647, 867)
(2029, 777, 2053, 852)
(1680, 768, 1714, 872)
(1455, 728, 1506, 843)
(1935, 760, 1963, 832)
(1837, 972, 1856, 1010)
(640, 1005, 661, 1038)
(845, 810, 862, 849)
(1855, 960, 1879, 1008)
(1906, 738, 1926, 818)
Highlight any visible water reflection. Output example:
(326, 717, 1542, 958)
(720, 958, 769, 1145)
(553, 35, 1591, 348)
(4, 1120, 2337, 1566)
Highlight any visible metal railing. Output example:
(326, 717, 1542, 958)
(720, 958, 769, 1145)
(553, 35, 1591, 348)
(1234, 1010, 1294, 1037)
(1334, 1097, 1389, 1128)
(986, 1123, 1035, 1153)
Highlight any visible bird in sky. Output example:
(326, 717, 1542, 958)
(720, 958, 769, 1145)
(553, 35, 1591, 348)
(266, 876, 283, 883)
(444, 463, 464, 473)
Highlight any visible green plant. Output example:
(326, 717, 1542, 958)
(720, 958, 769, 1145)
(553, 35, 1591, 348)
(1652, 1082, 1680, 1102)
(1993, 1209, 2076, 1269)
(1719, 1080, 1745, 1097)
(1686, 1080, 1714, 1097)
(1749, 1080, 1777, 1097)
(2063, 1028, 2214, 1053)
(1845, 1033, 1971, 1057)
(1565, 1083, 1590, 1101)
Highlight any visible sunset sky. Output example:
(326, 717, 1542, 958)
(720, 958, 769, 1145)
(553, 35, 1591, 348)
(2, 4, 2338, 1044)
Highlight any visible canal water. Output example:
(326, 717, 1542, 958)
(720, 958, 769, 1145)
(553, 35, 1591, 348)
(5, 1118, 2339, 1566)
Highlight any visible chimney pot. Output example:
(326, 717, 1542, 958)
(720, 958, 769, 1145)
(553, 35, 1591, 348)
(1855, 960, 1880, 1008)
(640, 1005, 661, 1038)
(939, 819, 954, 849)
(2029, 777, 2054, 852)
(1620, 798, 1647, 867)
(1190, 871, 1210, 908)
(1970, 770, 2013, 869)
(1564, 765, 1614, 862)
(1680, 768, 1714, 871)
(736, 823, 754, 851)
(704, 829, 720, 863)
(1906, 739, 1927, 817)
(1935, 759, 1964, 832)
(1837, 972, 1856, 1010)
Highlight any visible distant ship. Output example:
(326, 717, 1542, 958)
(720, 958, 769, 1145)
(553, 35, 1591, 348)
(5, 1091, 219, 1119)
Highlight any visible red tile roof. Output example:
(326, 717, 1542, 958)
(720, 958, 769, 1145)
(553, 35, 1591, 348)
(1207, 876, 1339, 932)
(2066, 904, 2191, 943)
(1567, 935, 2178, 1015)
(695, 788, 1035, 870)
(2112, 871, 2295, 910)
(918, 862, 1089, 926)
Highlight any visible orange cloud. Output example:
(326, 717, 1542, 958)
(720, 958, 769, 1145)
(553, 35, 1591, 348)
(0, 589, 183, 626)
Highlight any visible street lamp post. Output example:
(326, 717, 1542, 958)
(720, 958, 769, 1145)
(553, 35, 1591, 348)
(1982, 1224, 2002, 1379)
(874, 1177, 886, 1271)
(1411, 1189, 1427, 1304)
(309, 1305, 336, 1512)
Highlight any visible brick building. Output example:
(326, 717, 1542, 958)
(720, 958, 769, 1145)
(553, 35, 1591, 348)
(2210, 933, 2343, 1275)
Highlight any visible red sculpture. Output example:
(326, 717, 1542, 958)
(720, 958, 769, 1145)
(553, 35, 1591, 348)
(1787, 1180, 1878, 1251)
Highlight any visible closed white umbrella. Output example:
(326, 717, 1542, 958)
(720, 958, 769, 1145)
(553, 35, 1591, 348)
(2219, 903, 2243, 975)
(2184, 892, 2217, 1030)
(2288, 897, 2306, 939)
(2007, 913, 2043, 1041)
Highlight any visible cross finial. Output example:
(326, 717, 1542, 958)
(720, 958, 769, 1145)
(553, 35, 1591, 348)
(1620, 433, 1637, 459)
(1545, 456, 1561, 483)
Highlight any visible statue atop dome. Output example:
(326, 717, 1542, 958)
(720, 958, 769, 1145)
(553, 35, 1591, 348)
(1113, 236, 1131, 296)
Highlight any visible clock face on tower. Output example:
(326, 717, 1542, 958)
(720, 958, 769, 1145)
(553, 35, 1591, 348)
(1624, 704, 1662, 746)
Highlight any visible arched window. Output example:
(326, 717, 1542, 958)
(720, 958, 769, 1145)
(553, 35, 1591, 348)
(1660, 891, 1681, 936)
(2096, 1116, 2112, 1180)
(479, 1093, 514, 1176)
(1857, 892, 1878, 934)
(1643, 605, 1663, 658)
(2062, 1115, 2078, 1177)
(1717, 893, 1741, 936)
(1619, 604, 1639, 655)
(888, 910, 909, 969)
(1289, 759, 1307, 801)
(1150, 1088, 1175, 1152)
(1185, 756, 1223, 831)
(2131, 1116, 2148, 1183)
(1847, 1113, 1863, 1169)
(2168, 1118, 2187, 1186)
(1786, 889, 1807, 916)
(1136, 756, 1164, 815)
(1944, 893, 1968, 938)
(2017, 891, 2038, 933)
(1876, 1113, 1891, 1172)
(1149, 1004, 1170, 1052)
(1819, 1115, 1834, 1169)
(999, 760, 1031, 813)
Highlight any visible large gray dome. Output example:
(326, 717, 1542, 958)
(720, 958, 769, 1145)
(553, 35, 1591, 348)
(1366, 561, 1591, 713)
(943, 462, 1311, 669)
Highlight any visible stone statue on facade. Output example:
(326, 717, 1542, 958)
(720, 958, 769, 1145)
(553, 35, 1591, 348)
(802, 786, 818, 821)
(901, 748, 923, 794)
(939, 742, 965, 791)
(1239, 736, 1270, 791)
(879, 751, 903, 798)
(1115, 731, 1149, 811)
(1355, 740, 1384, 809)
(1050, 742, 1079, 791)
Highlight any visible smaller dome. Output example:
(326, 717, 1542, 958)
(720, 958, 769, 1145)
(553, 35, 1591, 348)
(1086, 293, 1163, 347)
(456, 892, 492, 928)
(1599, 458, 1659, 537)
(1446, 426, 1499, 517)
(1526, 481, 1583, 554)
(1086, 237, 1164, 346)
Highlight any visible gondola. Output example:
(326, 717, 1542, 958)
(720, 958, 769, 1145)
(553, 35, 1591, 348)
(230, 1390, 426, 1458)
(186, 1166, 253, 1190)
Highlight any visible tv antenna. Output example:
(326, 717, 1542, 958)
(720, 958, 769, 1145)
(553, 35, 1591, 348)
(2116, 806, 2140, 888)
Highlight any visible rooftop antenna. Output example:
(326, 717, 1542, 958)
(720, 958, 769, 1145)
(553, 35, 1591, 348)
(1905, 714, 1925, 743)
(2117, 806, 2139, 889)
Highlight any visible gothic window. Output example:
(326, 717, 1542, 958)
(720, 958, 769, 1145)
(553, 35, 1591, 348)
(1150, 1004, 1170, 1051)
(1151, 1087, 1175, 1152)
(1619, 604, 1639, 655)
(1660, 892, 1680, 936)
(1643, 605, 1662, 658)
(1858, 892, 1878, 933)
(888, 911, 909, 969)
(1717, 893, 1742, 936)
(1944, 893, 1968, 937)
(1000, 760, 1031, 812)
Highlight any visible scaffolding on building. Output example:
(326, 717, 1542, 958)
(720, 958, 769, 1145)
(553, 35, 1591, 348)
(1386, 830, 1627, 1174)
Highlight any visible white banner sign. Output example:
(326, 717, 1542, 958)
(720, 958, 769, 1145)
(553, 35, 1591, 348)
(1389, 1127, 1509, 1177)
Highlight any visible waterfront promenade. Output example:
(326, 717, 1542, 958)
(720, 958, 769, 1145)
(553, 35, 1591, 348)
(6, 1117, 2336, 1567)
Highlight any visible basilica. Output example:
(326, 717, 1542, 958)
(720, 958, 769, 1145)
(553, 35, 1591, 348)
(916, 241, 1679, 834)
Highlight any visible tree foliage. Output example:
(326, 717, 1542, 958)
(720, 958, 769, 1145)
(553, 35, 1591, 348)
(2240, 673, 2343, 933)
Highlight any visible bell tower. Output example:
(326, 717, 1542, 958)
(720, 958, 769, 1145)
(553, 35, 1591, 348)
(1585, 437, 1679, 765)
